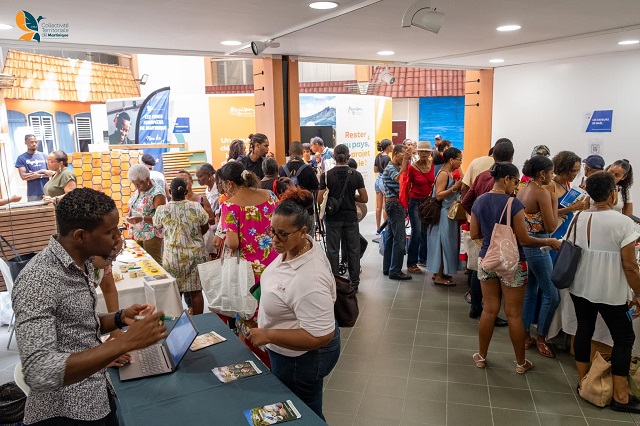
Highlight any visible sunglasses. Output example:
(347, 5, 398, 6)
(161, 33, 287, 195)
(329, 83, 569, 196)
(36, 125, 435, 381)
(268, 226, 303, 242)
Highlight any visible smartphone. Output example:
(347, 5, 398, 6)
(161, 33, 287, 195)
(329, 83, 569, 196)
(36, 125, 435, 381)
(627, 306, 636, 322)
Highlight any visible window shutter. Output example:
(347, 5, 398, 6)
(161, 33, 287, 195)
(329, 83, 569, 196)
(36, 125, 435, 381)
(75, 117, 92, 142)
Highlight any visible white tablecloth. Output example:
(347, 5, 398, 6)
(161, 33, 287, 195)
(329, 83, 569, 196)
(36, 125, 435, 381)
(95, 243, 183, 317)
(548, 288, 640, 356)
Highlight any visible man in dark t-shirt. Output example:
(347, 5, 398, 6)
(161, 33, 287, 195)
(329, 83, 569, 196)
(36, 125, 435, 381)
(15, 134, 52, 201)
(279, 142, 319, 193)
(318, 144, 368, 291)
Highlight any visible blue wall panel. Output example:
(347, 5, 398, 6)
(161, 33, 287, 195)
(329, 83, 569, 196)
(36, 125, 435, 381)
(418, 97, 465, 149)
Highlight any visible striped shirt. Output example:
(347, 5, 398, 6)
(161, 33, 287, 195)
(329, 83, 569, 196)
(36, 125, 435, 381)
(382, 163, 401, 198)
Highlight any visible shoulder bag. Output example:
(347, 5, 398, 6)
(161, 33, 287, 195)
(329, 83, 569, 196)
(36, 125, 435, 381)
(448, 200, 467, 220)
(550, 211, 583, 289)
(0, 235, 37, 281)
(481, 197, 520, 285)
(334, 274, 359, 327)
(578, 351, 613, 407)
(418, 170, 443, 228)
(324, 169, 353, 217)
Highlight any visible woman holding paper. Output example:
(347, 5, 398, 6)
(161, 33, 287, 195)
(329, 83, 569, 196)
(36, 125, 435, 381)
(549, 151, 588, 243)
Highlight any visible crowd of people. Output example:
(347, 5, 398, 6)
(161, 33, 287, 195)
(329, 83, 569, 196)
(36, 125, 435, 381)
(11, 130, 640, 424)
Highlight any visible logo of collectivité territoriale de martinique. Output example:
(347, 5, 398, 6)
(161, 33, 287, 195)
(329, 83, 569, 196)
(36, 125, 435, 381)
(16, 11, 69, 42)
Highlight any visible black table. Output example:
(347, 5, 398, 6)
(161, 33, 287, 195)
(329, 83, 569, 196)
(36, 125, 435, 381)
(109, 313, 326, 425)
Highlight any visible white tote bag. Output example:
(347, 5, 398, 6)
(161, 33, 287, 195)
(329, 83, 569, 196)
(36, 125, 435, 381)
(198, 249, 257, 319)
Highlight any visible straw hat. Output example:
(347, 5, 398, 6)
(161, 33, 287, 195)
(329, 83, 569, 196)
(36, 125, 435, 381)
(417, 141, 433, 151)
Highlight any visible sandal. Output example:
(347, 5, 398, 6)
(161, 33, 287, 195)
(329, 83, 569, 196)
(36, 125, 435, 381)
(432, 274, 453, 280)
(536, 340, 556, 358)
(524, 336, 535, 350)
(516, 359, 533, 374)
(408, 266, 422, 274)
(434, 279, 456, 286)
(473, 353, 486, 368)
(464, 292, 471, 304)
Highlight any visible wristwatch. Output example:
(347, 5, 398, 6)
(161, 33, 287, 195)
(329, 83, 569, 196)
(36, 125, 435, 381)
(114, 309, 126, 329)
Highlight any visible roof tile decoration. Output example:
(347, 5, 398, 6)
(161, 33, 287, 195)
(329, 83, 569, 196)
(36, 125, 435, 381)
(205, 67, 465, 98)
(2, 50, 140, 102)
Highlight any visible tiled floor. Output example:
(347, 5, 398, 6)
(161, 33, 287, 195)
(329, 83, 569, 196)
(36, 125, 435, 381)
(323, 214, 640, 426)
(1, 214, 640, 425)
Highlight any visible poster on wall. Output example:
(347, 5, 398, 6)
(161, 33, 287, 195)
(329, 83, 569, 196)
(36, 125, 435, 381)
(106, 98, 143, 145)
(208, 95, 255, 168)
(135, 87, 171, 171)
(418, 97, 465, 148)
(584, 110, 613, 133)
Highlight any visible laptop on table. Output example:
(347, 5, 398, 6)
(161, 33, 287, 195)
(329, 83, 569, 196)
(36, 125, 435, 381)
(119, 309, 198, 381)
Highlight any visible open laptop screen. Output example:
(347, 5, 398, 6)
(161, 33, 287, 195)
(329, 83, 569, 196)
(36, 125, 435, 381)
(165, 311, 198, 367)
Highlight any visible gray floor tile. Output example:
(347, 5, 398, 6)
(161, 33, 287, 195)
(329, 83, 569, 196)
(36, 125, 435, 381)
(386, 318, 418, 332)
(411, 346, 447, 364)
(357, 394, 404, 421)
(371, 356, 411, 378)
(392, 299, 422, 310)
(334, 354, 374, 374)
(527, 371, 573, 394)
(418, 309, 448, 322)
(413, 332, 447, 348)
(396, 290, 423, 300)
(348, 327, 384, 342)
(537, 413, 588, 425)
(577, 398, 636, 421)
(365, 375, 408, 398)
(448, 364, 487, 385)
(492, 408, 539, 426)
(447, 382, 490, 406)
(532, 390, 583, 416)
(486, 368, 529, 389)
(376, 343, 414, 360)
(447, 348, 477, 366)
(342, 339, 382, 359)
(402, 398, 446, 425)
(418, 301, 449, 312)
(447, 335, 478, 351)
(415, 320, 448, 335)
(408, 361, 448, 382)
(381, 330, 416, 346)
(404, 378, 447, 402)
(489, 387, 536, 411)
(324, 411, 355, 426)
(447, 321, 478, 337)
(389, 308, 420, 320)
(326, 371, 370, 393)
(446, 403, 493, 426)
(585, 418, 633, 425)
(323, 389, 363, 415)
(353, 414, 400, 426)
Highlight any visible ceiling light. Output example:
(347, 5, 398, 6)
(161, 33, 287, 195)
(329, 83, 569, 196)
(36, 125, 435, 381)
(619, 40, 640, 45)
(308, 2, 339, 9)
(401, 0, 445, 34)
(220, 40, 242, 46)
(489, 59, 505, 63)
(251, 41, 281, 55)
(497, 25, 521, 32)
(0, 24, 13, 30)
(377, 51, 395, 56)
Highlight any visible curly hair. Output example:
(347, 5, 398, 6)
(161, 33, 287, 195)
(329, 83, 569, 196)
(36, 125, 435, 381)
(612, 159, 634, 206)
(56, 188, 117, 236)
(552, 151, 581, 176)
(228, 139, 245, 161)
(585, 171, 616, 203)
(275, 188, 314, 229)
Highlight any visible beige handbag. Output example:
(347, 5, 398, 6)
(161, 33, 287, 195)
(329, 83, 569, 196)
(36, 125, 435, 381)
(448, 200, 467, 220)
(578, 351, 613, 407)
(462, 230, 482, 271)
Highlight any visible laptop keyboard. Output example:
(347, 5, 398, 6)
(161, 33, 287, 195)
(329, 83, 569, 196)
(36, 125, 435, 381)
(138, 346, 169, 375)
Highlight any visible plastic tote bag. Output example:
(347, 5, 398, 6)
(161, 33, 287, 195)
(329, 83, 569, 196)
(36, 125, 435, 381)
(198, 249, 257, 319)
(481, 197, 520, 285)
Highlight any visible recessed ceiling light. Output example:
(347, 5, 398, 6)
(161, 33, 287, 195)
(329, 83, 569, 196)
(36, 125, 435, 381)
(0, 24, 14, 30)
(377, 51, 395, 56)
(619, 40, 640, 45)
(308, 1, 339, 9)
(220, 40, 242, 46)
(497, 25, 521, 32)
(489, 59, 505, 63)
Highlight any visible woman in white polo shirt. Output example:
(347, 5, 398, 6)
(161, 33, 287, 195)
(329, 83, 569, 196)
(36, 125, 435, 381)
(247, 188, 339, 421)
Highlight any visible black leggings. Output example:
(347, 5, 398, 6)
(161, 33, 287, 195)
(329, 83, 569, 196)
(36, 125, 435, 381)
(571, 293, 635, 377)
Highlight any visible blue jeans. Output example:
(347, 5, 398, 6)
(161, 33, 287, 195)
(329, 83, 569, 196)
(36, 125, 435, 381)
(522, 233, 559, 336)
(407, 198, 427, 267)
(267, 324, 341, 421)
(383, 200, 406, 275)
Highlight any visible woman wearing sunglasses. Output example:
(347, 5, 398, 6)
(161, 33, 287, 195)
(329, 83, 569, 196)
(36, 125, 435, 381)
(248, 188, 339, 422)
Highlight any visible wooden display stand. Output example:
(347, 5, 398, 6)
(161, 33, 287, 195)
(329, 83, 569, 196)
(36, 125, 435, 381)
(0, 204, 57, 291)
(162, 151, 208, 196)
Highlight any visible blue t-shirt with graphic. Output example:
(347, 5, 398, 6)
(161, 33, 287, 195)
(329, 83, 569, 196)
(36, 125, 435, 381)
(15, 152, 48, 197)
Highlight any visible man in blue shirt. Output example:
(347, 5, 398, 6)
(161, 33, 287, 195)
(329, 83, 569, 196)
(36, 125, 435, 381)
(15, 134, 52, 201)
(310, 137, 334, 175)
(382, 144, 412, 280)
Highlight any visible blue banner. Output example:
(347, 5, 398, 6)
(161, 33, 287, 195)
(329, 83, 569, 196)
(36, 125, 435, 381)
(173, 117, 190, 133)
(586, 110, 613, 133)
(136, 87, 170, 172)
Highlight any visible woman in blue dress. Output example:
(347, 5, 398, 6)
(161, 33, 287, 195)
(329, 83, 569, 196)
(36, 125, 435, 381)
(427, 147, 463, 285)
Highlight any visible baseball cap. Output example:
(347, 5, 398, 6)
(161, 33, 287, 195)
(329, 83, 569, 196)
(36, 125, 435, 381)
(434, 134, 442, 140)
(583, 155, 605, 170)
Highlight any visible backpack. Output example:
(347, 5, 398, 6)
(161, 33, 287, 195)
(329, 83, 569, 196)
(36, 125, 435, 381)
(324, 169, 353, 217)
(282, 163, 309, 187)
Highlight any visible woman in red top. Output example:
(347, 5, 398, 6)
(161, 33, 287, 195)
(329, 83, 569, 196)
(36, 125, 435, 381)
(406, 142, 435, 273)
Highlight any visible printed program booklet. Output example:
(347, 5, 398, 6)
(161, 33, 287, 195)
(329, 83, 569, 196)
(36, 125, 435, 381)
(243, 400, 301, 425)
(212, 360, 262, 383)
(559, 187, 587, 208)
(189, 331, 226, 351)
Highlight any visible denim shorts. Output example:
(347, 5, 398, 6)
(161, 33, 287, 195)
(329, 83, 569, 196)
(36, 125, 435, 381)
(478, 259, 528, 288)
(375, 175, 385, 194)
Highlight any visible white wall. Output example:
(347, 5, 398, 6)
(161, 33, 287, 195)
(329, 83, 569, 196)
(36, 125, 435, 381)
(169, 95, 212, 161)
(492, 50, 640, 204)
(298, 63, 355, 82)
(392, 98, 420, 141)
(137, 54, 205, 97)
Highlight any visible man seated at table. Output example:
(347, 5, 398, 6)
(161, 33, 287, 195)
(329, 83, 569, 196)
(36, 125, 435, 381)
(12, 187, 168, 425)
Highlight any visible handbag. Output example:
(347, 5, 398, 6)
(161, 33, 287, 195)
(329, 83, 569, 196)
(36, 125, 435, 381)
(462, 230, 482, 271)
(0, 235, 37, 281)
(399, 170, 410, 210)
(334, 274, 359, 327)
(629, 356, 640, 399)
(197, 249, 257, 319)
(579, 351, 613, 407)
(551, 211, 583, 289)
(481, 197, 520, 285)
(418, 170, 444, 227)
(448, 200, 467, 220)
